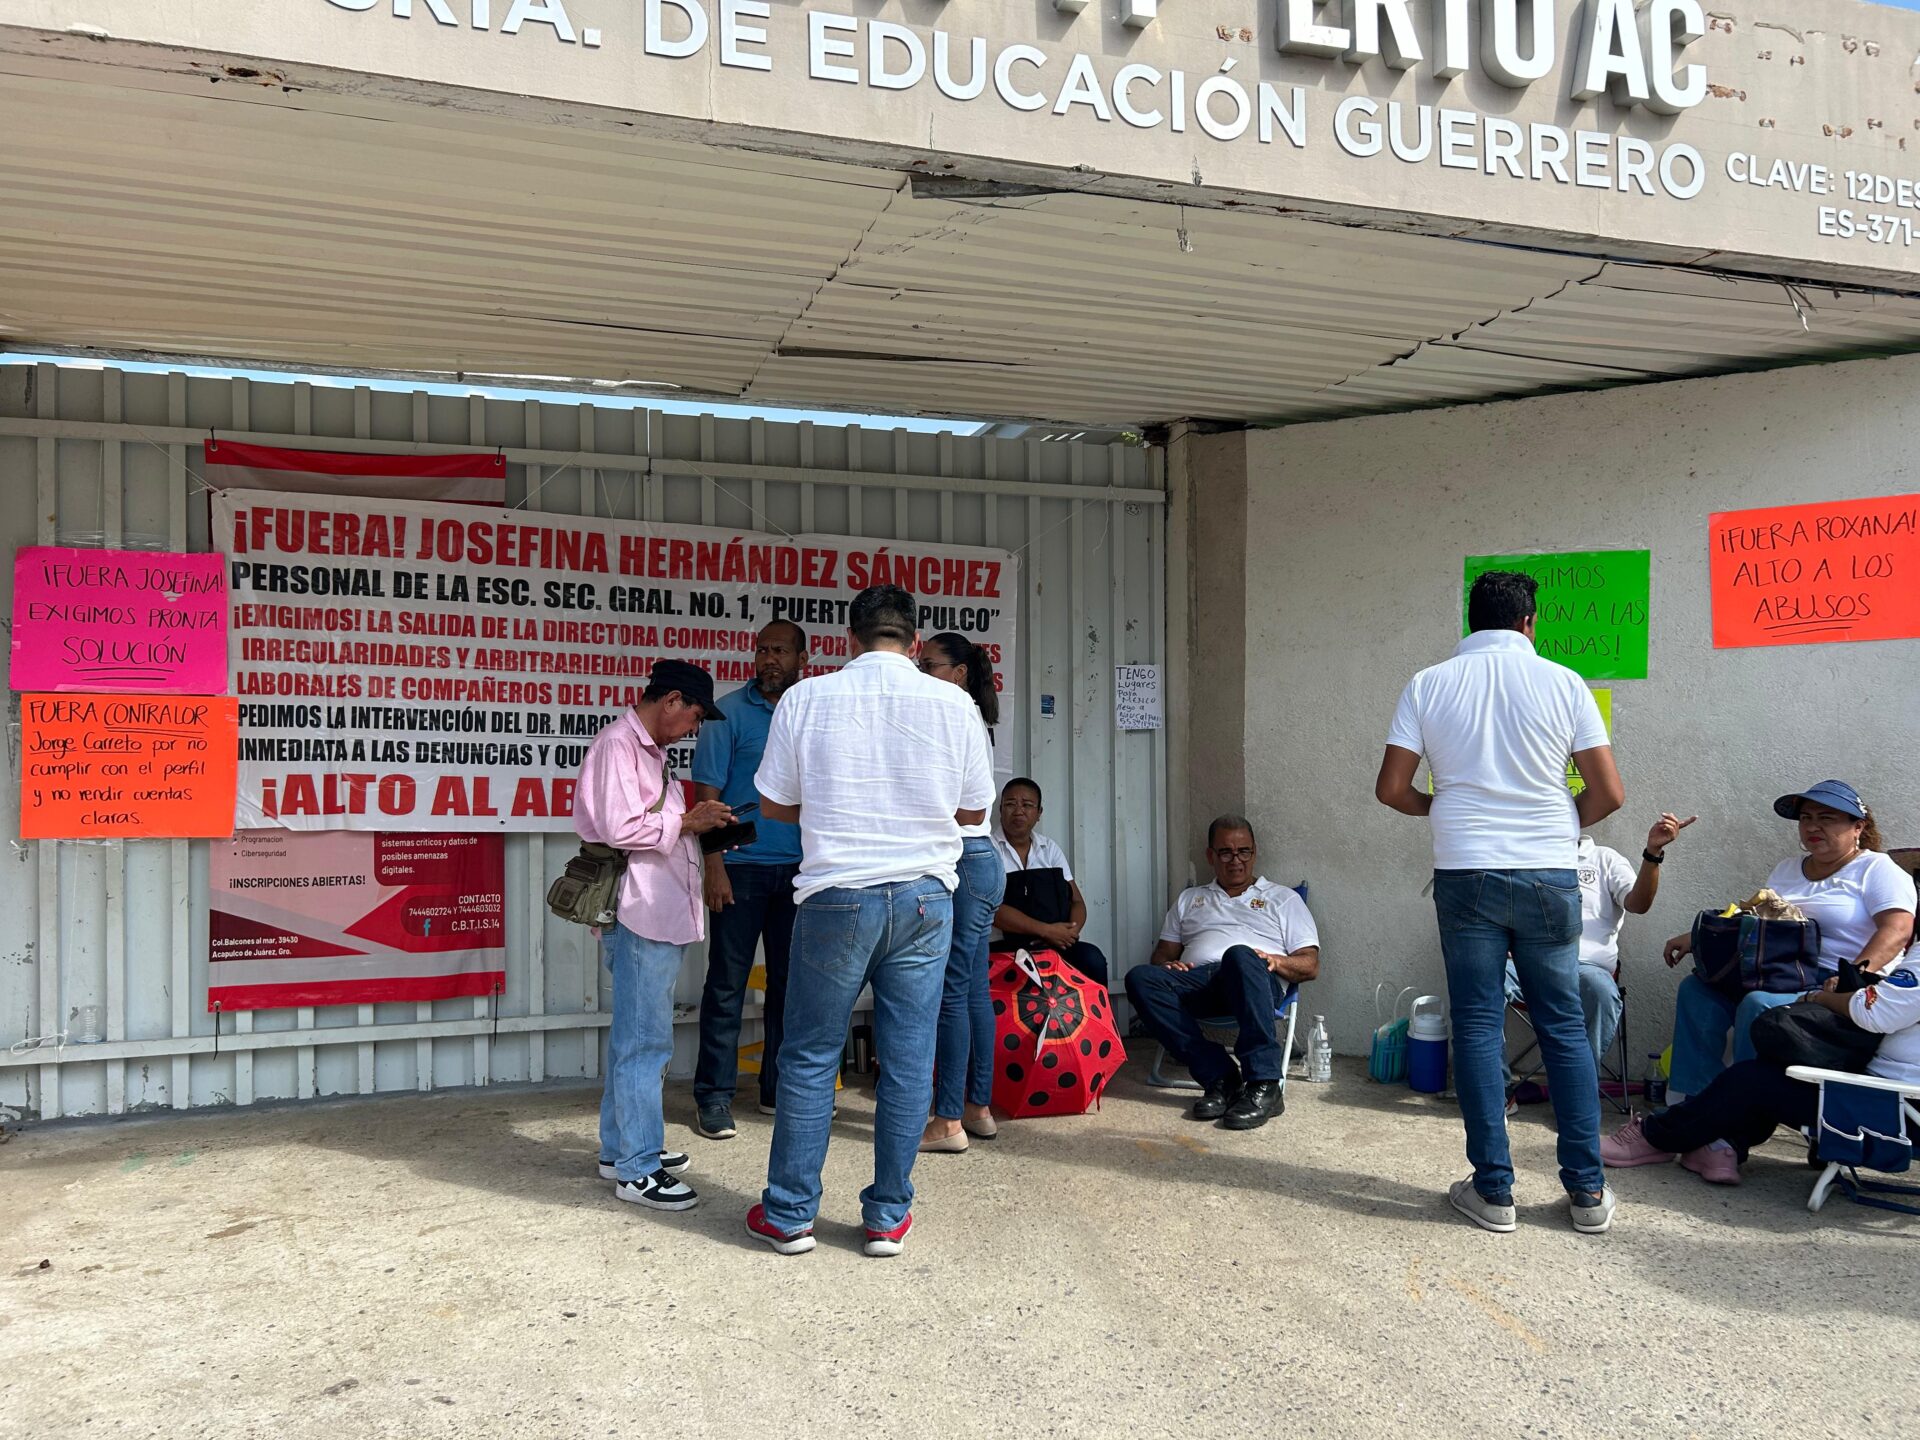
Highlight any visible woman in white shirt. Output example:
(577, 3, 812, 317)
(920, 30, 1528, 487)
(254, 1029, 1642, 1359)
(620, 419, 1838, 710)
(918, 633, 1008, 1153)
(1660, 781, 1916, 1107)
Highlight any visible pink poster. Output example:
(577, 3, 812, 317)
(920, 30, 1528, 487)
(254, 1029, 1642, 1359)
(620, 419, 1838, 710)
(208, 830, 506, 1011)
(11, 547, 227, 694)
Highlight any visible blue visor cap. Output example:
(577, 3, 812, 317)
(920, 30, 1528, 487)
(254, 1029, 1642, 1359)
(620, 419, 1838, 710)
(1773, 780, 1866, 821)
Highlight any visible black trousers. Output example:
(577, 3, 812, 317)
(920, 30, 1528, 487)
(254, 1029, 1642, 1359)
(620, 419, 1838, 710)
(1643, 1058, 1918, 1163)
(1642, 1059, 1815, 1162)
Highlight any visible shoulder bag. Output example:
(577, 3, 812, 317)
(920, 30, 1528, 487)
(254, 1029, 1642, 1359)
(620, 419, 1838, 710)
(1690, 910, 1824, 998)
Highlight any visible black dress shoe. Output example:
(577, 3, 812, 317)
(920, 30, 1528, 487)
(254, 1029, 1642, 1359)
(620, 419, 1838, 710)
(1191, 1067, 1243, 1121)
(1221, 1079, 1285, 1131)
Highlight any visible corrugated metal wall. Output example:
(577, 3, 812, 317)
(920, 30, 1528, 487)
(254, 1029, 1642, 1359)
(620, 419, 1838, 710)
(0, 363, 1166, 1120)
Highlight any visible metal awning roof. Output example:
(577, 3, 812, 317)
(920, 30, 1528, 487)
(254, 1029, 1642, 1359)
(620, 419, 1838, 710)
(6, 51, 1920, 430)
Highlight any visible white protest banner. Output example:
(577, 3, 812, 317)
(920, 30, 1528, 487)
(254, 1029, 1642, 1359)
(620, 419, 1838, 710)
(212, 491, 1019, 831)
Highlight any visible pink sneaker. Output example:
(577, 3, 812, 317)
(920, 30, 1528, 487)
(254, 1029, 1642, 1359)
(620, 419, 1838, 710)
(1680, 1141, 1743, 1185)
(1601, 1118, 1677, 1168)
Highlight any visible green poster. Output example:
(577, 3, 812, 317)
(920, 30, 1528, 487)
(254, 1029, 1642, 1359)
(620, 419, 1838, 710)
(1462, 550, 1651, 680)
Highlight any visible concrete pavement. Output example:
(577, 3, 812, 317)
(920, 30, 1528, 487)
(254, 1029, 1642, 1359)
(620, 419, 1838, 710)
(3, 1060, 1915, 1438)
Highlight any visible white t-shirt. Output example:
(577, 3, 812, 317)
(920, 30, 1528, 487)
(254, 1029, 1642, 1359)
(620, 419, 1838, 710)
(755, 650, 995, 904)
(1387, 629, 1610, 871)
(1159, 877, 1319, 968)
(1854, 951, 1920, 1087)
(1578, 837, 1637, 974)
(994, 831, 1073, 881)
(1765, 850, 1918, 974)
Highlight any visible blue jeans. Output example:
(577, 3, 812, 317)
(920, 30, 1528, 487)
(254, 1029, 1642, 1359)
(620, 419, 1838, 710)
(933, 838, 1006, 1119)
(599, 924, 687, 1182)
(1668, 977, 1805, 1096)
(763, 877, 953, 1234)
(1434, 870, 1603, 1202)
(694, 862, 799, 1111)
(1124, 946, 1287, 1086)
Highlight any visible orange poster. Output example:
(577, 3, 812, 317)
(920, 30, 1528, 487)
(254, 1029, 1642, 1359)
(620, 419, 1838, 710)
(19, 694, 239, 839)
(1708, 493, 1920, 649)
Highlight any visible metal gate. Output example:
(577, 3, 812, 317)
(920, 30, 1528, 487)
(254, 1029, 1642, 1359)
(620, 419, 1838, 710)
(0, 363, 1166, 1120)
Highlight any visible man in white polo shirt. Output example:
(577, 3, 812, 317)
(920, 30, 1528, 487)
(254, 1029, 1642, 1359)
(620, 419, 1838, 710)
(1125, 816, 1320, 1132)
(1376, 569, 1625, 1236)
(746, 584, 994, 1260)
(1374, 568, 1628, 1236)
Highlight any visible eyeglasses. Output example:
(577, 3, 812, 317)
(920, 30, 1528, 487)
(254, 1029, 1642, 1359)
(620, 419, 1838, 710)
(918, 659, 957, 675)
(1001, 799, 1040, 812)
(1212, 847, 1256, 861)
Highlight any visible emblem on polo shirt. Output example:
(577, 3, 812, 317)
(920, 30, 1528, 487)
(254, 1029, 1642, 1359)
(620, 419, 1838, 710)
(1249, 898, 1267, 910)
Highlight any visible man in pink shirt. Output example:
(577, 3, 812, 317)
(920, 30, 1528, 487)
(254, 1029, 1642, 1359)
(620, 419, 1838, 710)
(575, 660, 735, 1212)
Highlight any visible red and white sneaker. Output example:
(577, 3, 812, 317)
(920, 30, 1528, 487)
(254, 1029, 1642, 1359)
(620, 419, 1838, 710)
(745, 1203, 815, 1255)
(863, 1212, 912, 1258)
(1601, 1118, 1676, 1168)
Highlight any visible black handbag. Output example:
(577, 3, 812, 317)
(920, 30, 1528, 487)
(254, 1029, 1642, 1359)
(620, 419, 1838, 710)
(1750, 997, 1880, 1073)
(1690, 910, 1824, 997)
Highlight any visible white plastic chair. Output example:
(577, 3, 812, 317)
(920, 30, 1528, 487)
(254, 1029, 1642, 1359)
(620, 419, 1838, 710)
(1786, 1065, 1920, 1215)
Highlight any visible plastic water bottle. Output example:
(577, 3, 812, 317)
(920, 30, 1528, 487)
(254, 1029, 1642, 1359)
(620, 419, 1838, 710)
(1643, 1053, 1667, 1111)
(1305, 1016, 1333, 1083)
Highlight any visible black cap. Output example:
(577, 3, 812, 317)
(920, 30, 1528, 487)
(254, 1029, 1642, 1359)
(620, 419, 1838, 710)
(649, 659, 723, 720)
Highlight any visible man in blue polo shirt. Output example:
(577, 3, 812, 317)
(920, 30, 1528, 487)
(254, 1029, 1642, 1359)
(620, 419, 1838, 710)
(690, 621, 809, 1140)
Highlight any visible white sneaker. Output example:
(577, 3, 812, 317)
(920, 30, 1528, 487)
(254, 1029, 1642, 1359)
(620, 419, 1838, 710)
(1448, 1178, 1516, 1233)
(1569, 1185, 1617, 1235)
(614, 1169, 699, 1212)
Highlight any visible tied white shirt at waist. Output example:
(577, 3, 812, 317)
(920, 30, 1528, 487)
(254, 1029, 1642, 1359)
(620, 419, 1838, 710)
(755, 650, 996, 904)
(1159, 877, 1319, 968)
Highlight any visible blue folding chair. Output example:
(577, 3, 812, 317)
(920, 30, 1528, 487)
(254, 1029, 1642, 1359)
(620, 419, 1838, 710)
(1788, 1066, 1920, 1216)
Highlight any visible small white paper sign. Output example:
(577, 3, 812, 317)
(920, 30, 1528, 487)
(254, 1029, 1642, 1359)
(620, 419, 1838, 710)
(1114, 664, 1163, 732)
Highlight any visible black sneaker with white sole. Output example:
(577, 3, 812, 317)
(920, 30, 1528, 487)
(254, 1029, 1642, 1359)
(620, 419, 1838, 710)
(615, 1169, 699, 1211)
(598, 1152, 689, 1180)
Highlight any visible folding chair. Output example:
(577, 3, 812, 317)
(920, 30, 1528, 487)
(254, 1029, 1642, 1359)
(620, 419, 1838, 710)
(1788, 1066, 1920, 1216)
(1145, 980, 1302, 1092)
(1505, 960, 1632, 1115)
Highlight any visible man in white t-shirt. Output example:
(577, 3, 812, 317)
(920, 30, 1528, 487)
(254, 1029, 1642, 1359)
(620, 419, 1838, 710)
(1124, 817, 1319, 1132)
(747, 584, 994, 1261)
(1376, 569, 1625, 1236)
(1507, 815, 1695, 1069)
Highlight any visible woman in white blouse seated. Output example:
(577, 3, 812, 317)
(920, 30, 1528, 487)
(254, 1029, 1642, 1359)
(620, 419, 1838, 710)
(991, 778, 1109, 989)
(1660, 780, 1916, 1104)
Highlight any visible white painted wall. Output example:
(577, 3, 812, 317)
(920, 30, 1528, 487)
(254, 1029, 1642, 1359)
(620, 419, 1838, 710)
(1210, 353, 1920, 1057)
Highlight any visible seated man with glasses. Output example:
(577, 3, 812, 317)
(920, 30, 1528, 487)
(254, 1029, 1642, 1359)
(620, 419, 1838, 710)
(1124, 816, 1320, 1131)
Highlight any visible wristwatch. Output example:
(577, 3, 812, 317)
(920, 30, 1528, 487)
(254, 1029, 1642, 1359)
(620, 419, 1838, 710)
(1641, 849, 1665, 865)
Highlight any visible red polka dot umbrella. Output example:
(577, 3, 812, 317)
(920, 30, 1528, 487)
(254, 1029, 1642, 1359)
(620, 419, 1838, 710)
(987, 948, 1126, 1119)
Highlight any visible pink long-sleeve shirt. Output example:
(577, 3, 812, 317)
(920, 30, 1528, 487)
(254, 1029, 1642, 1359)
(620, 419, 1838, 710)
(572, 709, 705, 945)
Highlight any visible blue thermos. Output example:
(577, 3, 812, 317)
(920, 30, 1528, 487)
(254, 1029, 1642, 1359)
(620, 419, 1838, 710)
(1408, 996, 1449, 1094)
